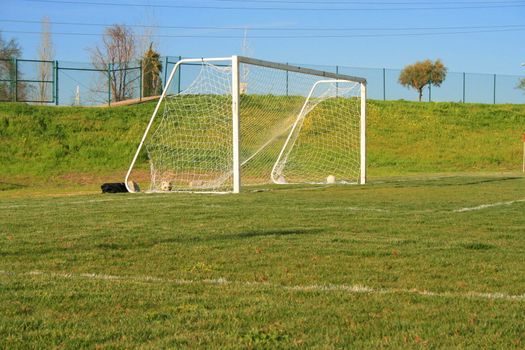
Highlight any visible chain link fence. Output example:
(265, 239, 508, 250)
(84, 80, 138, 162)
(0, 56, 524, 105)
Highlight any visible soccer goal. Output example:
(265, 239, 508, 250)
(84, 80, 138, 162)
(125, 56, 366, 193)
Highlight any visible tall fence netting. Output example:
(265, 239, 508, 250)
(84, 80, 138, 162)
(1, 56, 524, 105)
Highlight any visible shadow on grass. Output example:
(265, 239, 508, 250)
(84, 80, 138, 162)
(389, 176, 521, 188)
(233, 228, 324, 239)
(2, 229, 325, 256)
(459, 242, 495, 250)
(141, 228, 325, 248)
(0, 182, 28, 191)
(455, 177, 522, 186)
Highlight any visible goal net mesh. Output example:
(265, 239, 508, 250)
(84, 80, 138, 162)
(143, 60, 362, 192)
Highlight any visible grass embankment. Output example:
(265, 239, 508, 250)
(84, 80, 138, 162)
(0, 100, 523, 190)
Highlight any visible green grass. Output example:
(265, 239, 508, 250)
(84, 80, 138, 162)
(0, 102, 152, 182)
(1, 175, 524, 348)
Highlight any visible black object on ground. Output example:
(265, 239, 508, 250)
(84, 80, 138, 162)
(101, 183, 128, 193)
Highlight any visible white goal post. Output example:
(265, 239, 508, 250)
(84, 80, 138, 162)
(125, 55, 367, 193)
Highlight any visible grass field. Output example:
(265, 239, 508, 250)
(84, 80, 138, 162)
(0, 100, 524, 348)
(1, 175, 525, 348)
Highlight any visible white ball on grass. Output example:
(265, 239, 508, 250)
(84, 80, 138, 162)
(160, 181, 172, 191)
(326, 175, 336, 184)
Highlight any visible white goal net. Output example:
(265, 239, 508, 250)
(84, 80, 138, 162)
(125, 56, 366, 193)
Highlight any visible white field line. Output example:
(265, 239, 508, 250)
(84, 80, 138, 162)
(1, 269, 524, 302)
(308, 199, 525, 214)
(1, 195, 524, 214)
(0, 194, 191, 210)
(0, 204, 28, 209)
(453, 198, 525, 213)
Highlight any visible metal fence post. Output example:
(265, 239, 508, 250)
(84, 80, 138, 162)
(7, 58, 14, 101)
(139, 59, 143, 101)
(52, 61, 55, 104)
(462, 72, 466, 103)
(107, 63, 111, 106)
(164, 56, 169, 89)
(54, 60, 59, 105)
(493, 74, 496, 104)
(13, 58, 17, 102)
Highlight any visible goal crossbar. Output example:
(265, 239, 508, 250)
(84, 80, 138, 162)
(237, 56, 367, 84)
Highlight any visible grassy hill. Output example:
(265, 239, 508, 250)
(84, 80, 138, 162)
(0, 100, 523, 188)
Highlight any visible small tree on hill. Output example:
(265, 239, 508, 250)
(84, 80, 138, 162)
(141, 43, 162, 97)
(399, 59, 447, 101)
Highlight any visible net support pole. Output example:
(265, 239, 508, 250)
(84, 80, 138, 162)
(231, 55, 241, 193)
(360, 82, 367, 185)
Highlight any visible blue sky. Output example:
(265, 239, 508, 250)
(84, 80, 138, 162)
(2, 0, 525, 75)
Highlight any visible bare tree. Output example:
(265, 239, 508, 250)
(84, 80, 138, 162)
(90, 25, 136, 102)
(38, 16, 54, 104)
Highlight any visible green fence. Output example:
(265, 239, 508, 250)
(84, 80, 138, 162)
(0, 58, 144, 106)
(0, 58, 55, 103)
(0, 56, 524, 105)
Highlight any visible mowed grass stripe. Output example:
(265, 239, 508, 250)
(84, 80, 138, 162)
(2, 269, 525, 302)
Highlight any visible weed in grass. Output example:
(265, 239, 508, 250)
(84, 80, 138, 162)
(460, 242, 495, 250)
